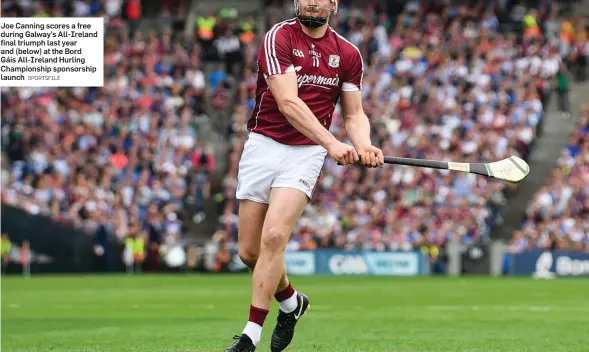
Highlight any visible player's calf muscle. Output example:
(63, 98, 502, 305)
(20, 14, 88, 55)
(239, 247, 259, 269)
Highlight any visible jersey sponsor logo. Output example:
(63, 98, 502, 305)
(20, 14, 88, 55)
(328, 55, 340, 68)
(292, 48, 305, 58)
(297, 74, 340, 88)
(308, 50, 321, 58)
(294, 65, 340, 89)
(308, 44, 321, 58)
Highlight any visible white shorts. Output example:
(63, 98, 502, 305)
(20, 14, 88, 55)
(236, 132, 327, 204)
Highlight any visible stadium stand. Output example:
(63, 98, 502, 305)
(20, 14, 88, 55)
(1, 0, 587, 274)
(510, 102, 589, 253)
(0, 0, 232, 269)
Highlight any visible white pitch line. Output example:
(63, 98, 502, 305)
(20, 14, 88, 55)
(426, 305, 589, 312)
(283, 305, 588, 312)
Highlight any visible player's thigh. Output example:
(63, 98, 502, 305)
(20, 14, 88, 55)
(236, 133, 281, 203)
(261, 187, 309, 251)
(272, 146, 327, 200)
(237, 199, 268, 259)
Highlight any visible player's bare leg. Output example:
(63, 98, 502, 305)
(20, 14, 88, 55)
(236, 199, 268, 270)
(238, 199, 299, 297)
(238, 200, 298, 309)
(251, 187, 307, 306)
(227, 198, 304, 351)
(227, 189, 309, 352)
(258, 188, 310, 352)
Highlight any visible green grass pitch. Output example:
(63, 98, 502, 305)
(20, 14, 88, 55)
(2, 275, 588, 351)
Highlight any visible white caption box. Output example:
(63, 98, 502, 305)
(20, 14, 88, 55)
(0, 17, 104, 87)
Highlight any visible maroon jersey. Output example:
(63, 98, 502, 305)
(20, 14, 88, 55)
(248, 18, 364, 145)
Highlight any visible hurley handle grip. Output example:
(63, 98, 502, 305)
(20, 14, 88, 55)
(336, 160, 361, 166)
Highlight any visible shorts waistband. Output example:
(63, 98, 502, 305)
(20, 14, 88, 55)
(247, 132, 276, 144)
(247, 132, 326, 152)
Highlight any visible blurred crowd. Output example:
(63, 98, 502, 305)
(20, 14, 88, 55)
(510, 102, 589, 254)
(216, 0, 589, 268)
(0, 0, 222, 269)
(2, 0, 138, 23)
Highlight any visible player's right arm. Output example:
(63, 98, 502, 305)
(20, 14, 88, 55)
(267, 73, 336, 149)
(259, 25, 357, 164)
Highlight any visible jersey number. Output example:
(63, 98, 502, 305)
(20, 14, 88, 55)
(312, 56, 320, 67)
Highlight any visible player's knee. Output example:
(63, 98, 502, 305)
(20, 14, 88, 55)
(261, 227, 288, 252)
(239, 248, 259, 269)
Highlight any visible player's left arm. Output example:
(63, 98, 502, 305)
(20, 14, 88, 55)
(341, 90, 371, 152)
(341, 90, 383, 167)
(340, 49, 384, 167)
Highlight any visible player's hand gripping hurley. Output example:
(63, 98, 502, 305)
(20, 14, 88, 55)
(338, 155, 530, 184)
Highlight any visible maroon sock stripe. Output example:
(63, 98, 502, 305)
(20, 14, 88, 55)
(248, 305, 269, 327)
(274, 283, 295, 302)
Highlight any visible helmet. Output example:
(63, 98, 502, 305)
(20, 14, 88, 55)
(294, 0, 338, 29)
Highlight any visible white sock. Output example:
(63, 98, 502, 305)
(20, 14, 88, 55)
(278, 290, 298, 313)
(243, 321, 262, 345)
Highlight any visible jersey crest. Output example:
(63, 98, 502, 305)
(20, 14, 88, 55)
(328, 55, 340, 68)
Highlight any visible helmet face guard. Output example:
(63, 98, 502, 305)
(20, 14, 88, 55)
(294, 0, 338, 29)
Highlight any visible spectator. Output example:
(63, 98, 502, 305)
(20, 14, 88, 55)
(213, 240, 232, 272)
(185, 245, 203, 271)
(513, 103, 589, 253)
(196, 10, 217, 57)
(20, 240, 31, 276)
(126, 0, 142, 36)
(213, 26, 243, 77)
(555, 65, 571, 118)
(1, 233, 11, 274)
(95, 219, 116, 272)
(125, 230, 146, 273)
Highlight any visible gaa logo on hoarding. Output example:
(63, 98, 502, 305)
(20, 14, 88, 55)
(284, 252, 315, 275)
(329, 255, 369, 275)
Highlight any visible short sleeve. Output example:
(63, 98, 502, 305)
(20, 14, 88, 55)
(342, 46, 364, 92)
(258, 24, 294, 78)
